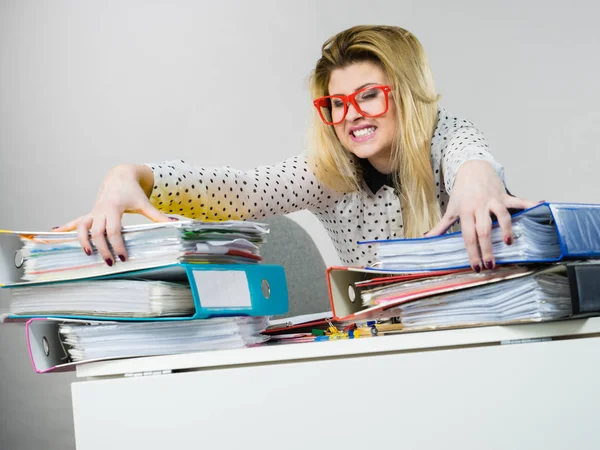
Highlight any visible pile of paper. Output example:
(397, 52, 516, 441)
(359, 266, 530, 308)
(0, 218, 290, 373)
(389, 269, 571, 329)
(334, 203, 600, 331)
(59, 316, 269, 361)
(16, 220, 268, 282)
(10, 278, 195, 318)
(365, 206, 561, 271)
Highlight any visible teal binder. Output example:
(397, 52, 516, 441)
(3, 263, 289, 321)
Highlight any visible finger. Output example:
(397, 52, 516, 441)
(490, 200, 514, 246)
(475, 208, 494, 269)
(53, 215, 85, 232)
(503, 195, 542, 211)
(460, 213, 481, 272)
(105, 211, 127, 262)
(89, 214, 114, 266)
(138, 201, 171, 223)
(76, 216, 94, 256)
(424, 211, 458, 237)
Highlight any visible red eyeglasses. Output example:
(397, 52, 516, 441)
(313, 85, 392, 125)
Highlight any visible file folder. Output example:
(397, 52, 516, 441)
(27, 318, 81, 373)
(3, 263, 289, 321)
(361, 202, 600, 272)
(327, 262, 600, 322)
(0, 219, 269, 283)
(326, 265, 533, 321)
(25, 315, 270, 373)
(566, 262, 600, 318)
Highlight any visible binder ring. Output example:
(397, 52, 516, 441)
(14, 250, 24, 269)
(261, 279, 271, 299)
(348, 284, 356, 303)
(42, 336, 50, 357)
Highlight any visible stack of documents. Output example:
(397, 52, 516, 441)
(59, 316, 269, 361)
(365, 205, 561, 271)
(9, 279, 195, 318)
(16, 220, 268, 282)
(359, 266, 531, 308)
(2, 219, 286, 321)
(0, 218, 290, 373)
(387, 268, 571, 329)
(324, 203, 600, 332)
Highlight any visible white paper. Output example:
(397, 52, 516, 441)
(192, 270, 251, 308)
(369, 210, 561, 271)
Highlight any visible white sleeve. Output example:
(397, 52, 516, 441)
(433, 107, 506, 194)
(145, 154, 341, 220)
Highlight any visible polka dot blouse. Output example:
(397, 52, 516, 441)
(146, 106, 505, 266)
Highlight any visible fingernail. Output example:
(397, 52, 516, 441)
(52, 226, 59, 230)
(538, 200, 546, 203)
(105, 258, 113, 267)
(118, 254, 126, 262)
(473, 264, 481, 273)
(168, 217, 179, 221)
(84, 248, 92, 256)
(505, 236, 513, 246)
(486, 260, 494, 270)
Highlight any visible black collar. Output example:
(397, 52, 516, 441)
(358, 158, 394, 195)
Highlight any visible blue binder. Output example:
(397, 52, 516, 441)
(3, 263, 289, 321)
(359, 202, 600, 272)
(544, 202, 600, 258)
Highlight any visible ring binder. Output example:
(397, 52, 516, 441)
(361, 202, 600, 272)
(327, 263, 600, 323)
(4, 263, 289, 321)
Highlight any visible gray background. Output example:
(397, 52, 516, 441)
(1, 0, 599, 449)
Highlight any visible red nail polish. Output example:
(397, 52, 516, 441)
(118, 254, 126, 262)
(505, 236, 513, 246)
(52, 226, 59, 230)
(168, 217, 179, 221)
(84, 248, 92, 256)
(105, 258, 113, 267)
(473, 265, 481, 273)
(486, 260, 494, 270)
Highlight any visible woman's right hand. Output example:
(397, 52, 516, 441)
(53, 164, 171, 265)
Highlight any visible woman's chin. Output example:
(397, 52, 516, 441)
(348, 145, 383, 160)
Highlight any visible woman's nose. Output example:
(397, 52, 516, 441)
(345, 102, 363, 121)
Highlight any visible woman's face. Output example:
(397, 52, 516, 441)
(328, 61, 397, 173)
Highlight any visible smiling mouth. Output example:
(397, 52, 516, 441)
(351, 126, 376, 138)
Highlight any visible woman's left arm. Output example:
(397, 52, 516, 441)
(426, 111, 539, 272)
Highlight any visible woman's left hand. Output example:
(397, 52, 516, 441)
(425, 160, 540, 272)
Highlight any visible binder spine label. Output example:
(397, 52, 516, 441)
(191, 270, 251, 308)
(550, 204, 600, 257)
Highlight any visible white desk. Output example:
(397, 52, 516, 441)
(71, 318, 600, 450)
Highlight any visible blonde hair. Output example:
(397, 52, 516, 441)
(308, 25, 441, 237)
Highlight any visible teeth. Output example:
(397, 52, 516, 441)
(353, 127, 376, 138)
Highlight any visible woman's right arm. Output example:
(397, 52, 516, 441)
(55, 155, 339, 264)
(146, 155, 338, 221)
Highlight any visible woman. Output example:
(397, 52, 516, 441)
(55, 25, 537, 272)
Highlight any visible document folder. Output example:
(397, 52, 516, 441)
(362, 202, 600, 272)
(327, 262, 600, 322)
(3, 263, 288, 321)
(26, 315, 270, 373)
